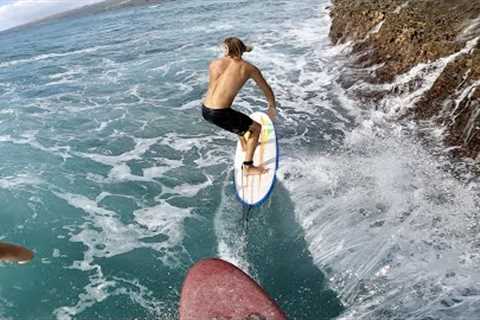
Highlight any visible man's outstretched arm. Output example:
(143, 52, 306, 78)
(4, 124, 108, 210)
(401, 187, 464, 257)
(249, 66, 277, 119)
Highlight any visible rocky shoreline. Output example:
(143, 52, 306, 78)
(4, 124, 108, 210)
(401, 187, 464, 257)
(329, 0, 480, 161)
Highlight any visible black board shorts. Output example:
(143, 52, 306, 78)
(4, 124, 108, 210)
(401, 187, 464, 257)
(202, 104, 253, 136)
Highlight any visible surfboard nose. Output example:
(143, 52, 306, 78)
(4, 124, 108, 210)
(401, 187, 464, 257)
(179, 258, 287, 320)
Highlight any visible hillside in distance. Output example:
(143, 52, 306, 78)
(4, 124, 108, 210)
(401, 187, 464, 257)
(4, 0, 162, 33)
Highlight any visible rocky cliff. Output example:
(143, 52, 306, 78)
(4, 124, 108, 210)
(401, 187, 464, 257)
(329, 0, 480, 161)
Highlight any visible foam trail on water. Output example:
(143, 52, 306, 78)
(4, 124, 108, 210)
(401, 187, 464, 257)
(213, 172, 251, 273)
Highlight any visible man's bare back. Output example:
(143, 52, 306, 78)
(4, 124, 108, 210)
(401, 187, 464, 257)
(203, 57, 274, 112)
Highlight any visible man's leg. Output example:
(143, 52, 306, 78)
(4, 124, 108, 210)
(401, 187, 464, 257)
(242, 121, 268, 175)
(239, 134, 248, 152)
(240, 131, 262, 152)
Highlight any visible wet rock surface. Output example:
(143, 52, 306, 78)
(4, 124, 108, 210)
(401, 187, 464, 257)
(330, 0, 480, 160)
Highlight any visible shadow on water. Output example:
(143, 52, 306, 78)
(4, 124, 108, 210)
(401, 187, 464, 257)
(246, 182, 344, 320)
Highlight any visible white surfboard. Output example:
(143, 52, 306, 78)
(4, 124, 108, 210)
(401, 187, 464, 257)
(234, 112, 278, 207)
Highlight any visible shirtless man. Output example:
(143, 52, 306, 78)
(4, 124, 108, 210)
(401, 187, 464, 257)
(202, 37, 276, 175)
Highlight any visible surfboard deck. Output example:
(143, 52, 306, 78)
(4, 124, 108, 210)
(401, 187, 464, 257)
(234, 112, 278, 207)
(179, 258, 287, 320)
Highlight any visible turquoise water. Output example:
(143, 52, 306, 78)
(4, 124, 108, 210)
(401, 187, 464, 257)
(0, 0, 346, 319)
(2, 0, 480, 319)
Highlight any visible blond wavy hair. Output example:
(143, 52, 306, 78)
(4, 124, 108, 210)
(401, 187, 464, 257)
(223, 37, 252, 58)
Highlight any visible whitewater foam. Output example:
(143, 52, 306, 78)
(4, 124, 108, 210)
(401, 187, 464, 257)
(52, 191, 192, 319)
(0, 46, 105, 69)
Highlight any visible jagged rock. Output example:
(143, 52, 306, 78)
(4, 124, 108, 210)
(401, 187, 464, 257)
(330, 0, 480, 160)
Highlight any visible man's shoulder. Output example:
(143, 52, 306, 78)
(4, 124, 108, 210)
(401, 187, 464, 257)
(209, 58, 223, 67)
(241, 60, 258, 73)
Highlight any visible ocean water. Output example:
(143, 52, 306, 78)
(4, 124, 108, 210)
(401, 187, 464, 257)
(0, 0, 479, 320)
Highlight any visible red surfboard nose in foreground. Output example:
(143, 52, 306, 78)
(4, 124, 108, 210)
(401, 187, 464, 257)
(179, 258, 287, 320)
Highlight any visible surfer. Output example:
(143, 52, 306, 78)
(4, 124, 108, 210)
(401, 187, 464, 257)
(202, 37, 277, 175)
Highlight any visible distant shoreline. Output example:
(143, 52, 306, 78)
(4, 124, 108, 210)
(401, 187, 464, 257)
(0, 0, 162, 36)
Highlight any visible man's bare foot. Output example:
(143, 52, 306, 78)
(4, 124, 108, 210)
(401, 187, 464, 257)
(243, 164, 269, 175)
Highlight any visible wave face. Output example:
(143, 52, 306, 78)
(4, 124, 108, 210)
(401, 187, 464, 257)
(0, 0, 478, 319)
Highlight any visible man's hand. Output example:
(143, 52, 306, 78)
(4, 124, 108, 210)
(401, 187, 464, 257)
(267, 105, 277, 120)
